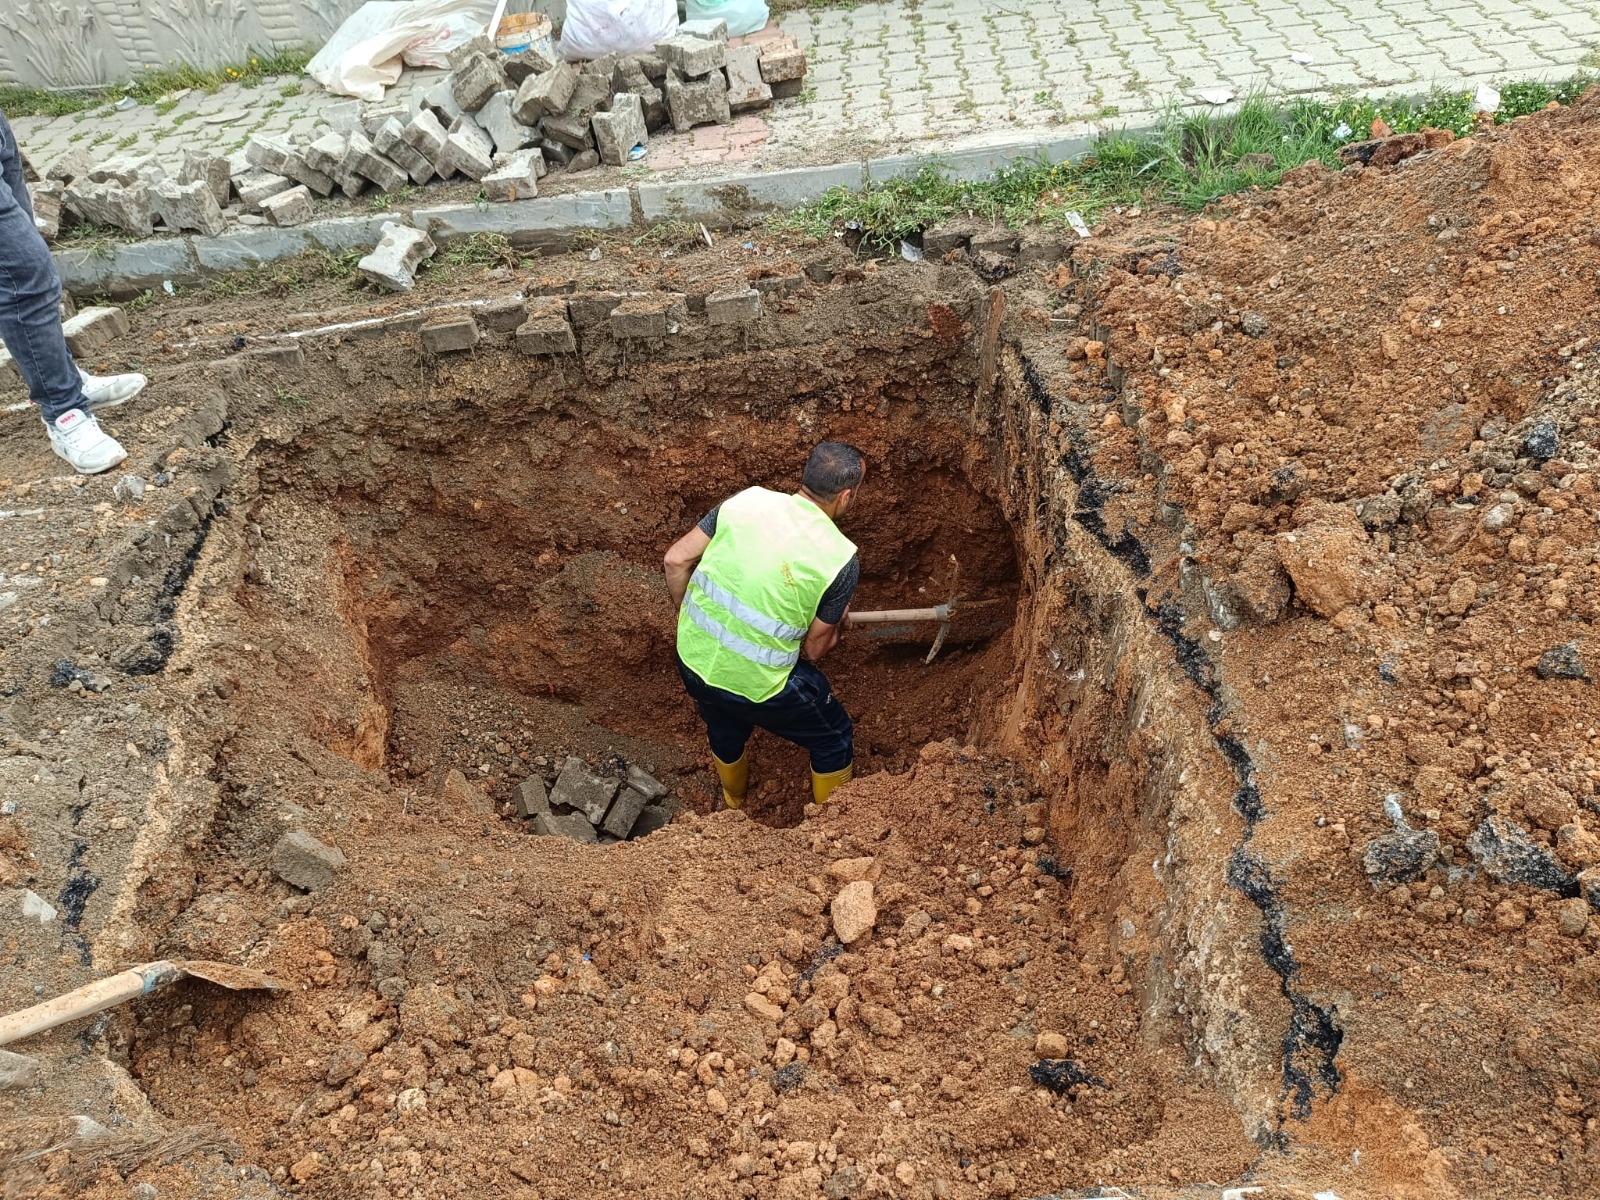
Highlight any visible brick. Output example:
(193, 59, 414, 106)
(234, 170, 295, 211)
(421, 316, 480, 353)
(513, 61, 579, 123)
(362, 102, 410, 137)
(179, 149, 232, 209)
(656, 34, 726, 77)
(543, 111, 596, 150)
(516, 302, 576, 354)
(245, 134, 297, 175)
(592, 93, 648, 166)
(62, 306, 129, 356)
(504, 45, 559, 85)
(400, 109, 453, 178)
(478, 89, 537, 156)
(513, 775, 550, 818)
(88, 153, 164, 186)
(678, 17, 728, 42)
(625, 766, 669, 800)
(45, 148, 94, 184)
(477, 297, 526, 332)
(610, 295, 684, 338)
(550, 756, 619, 825)
(567, 292, 624, 326)
(614, 59, 668, 128)
(152, 178, 227, 237)
(568, 149, 600, 173)
(357, 221, 436, 292)
(531, 811, 598, 842)
(706, 285, 761, 325)
(538, 137, 575, 167)
(759, 42, 808, 83)
(324, 99, 363, 134)
(450, 54, 508, 112)
(665, 70, 731, 133)
(63, 180, 155, 236)
(261, 185, 315, 227)
(440, 123, 495, 180)
(344, 130, 410, 192)
(602, 786, 649, 839)
(423, 76, 466, 126)
(631, 805, 673, 837)
(27, 181, 62, 240)
(374, 118, 436, 186)
(303, 132, 366, 198)
(724, 45, 773, 112)
(770, 77, 803, 100)
(482, 148, 542, 201)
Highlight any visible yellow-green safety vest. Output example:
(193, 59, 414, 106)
(677, 487, 857, 703)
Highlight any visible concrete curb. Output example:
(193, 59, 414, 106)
(52, 130, 1099, 296)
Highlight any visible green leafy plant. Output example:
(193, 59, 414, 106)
(0, 47, 312, 119)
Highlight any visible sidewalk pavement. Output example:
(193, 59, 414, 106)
(10, 0, 1600, 189)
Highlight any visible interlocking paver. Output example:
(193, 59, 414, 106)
(10, 0, 1600, 200)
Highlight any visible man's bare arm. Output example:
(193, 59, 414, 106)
(802, 612, 845, 663)
(663, 527, 712, 607)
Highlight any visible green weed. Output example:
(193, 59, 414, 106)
(0, 47, 312, 119)
(274, 385, 309, 409)
(368, 186, 420, 213)
(438, 232, 518, 269)
(779, 75, 1600, 248)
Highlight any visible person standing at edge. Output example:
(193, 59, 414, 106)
(0, 106, 145, 474)
(665, 442, 866, 809)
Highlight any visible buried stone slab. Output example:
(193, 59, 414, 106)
(515, 307, 577, 355)
(603, 786, 650, 839)
(706, 285, 760, 326)
(1467, 815, 1573, 891)
(610, 294, 685, 338)
(358, 222, 436, 292)
(272, 829, 345, 891)
(551, 756, 620, 825)
(514, 775, 550, 819)
(421, 315, 480, 354)
(533, 811, 598, 843)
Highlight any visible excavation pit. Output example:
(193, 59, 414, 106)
(245, 380, 1021, 832)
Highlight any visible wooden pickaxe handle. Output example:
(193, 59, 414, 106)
(844, 604, 951, 626)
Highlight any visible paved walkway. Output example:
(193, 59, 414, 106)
(10, 0, 1600, 185)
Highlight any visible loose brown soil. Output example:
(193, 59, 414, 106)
(5, 93, 1600, 1200)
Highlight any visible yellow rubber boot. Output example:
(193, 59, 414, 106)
(811, 762, 854, 806)
(714, 751, 750, 810)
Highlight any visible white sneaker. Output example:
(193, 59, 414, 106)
(79, 368, 147, 411)
(48, 408, 127, 475)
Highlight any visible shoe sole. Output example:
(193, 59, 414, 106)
(84, 384, 146, 411)
(52, 444, 128, 475)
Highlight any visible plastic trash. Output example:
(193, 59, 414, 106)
(1474, 83, 1501, 113)
(1332, 121, 1352, 139)
(559, 0, 679, 61)
(113, 96, 137, 111)
(1195, 88, 1234, 106)
(687, 0, 770, 37)
(21, 890, 57, 925)
(307, 0, 494, 101)
(628, 144, 647, 161)
(1291, 50, 1313, 64)
(1065, 210, 1091, 239)
(162, 279, 175, 295)
(899, 240, 922, 262)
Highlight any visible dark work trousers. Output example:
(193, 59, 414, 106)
(677, 655, 853, 773)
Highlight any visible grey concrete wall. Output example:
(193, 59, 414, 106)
(0, 0, 368, 90)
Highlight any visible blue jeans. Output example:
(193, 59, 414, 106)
(0, 107, 84, 423)
(677, 655, 853, 773)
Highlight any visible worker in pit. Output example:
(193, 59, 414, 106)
(664, 442, 865, 809)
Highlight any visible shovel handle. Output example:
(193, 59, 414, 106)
(0, 961, 182, 1047)
(845, 604, 950, 626)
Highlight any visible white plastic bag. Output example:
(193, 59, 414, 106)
(307, 0, 495, 101)
(559, 0, 679, 61)
(687, 0, 770, 37)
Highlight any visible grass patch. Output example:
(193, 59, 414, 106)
(635, 220, 707, 252)
(368, 186, 421, 213)
(200, 247, 363, 299)
(0, 47, 311, 119)
(438, 232, 520, 270)
(779, 76, 1599, 248)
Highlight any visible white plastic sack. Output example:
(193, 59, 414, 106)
(687, 0, 770, 37)
(559, 0, 679, 61)
(307, 0, 495, 102)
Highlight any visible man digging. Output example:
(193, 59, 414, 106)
(665, 442, 865, 809)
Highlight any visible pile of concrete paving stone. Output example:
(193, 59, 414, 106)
(514, 756, 680, 843)
(28, 21, 807, 243)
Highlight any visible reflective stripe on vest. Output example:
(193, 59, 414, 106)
(689, 568, 809, 643)
(681, 591, 801, 669)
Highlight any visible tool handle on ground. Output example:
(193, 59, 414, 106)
(845, 604, 950, 626)
(0, 961, 182, 1047)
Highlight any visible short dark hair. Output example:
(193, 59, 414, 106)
(803, 441, 865, 500)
